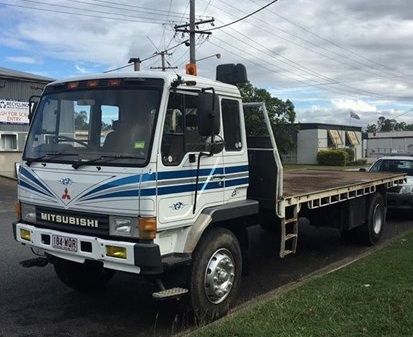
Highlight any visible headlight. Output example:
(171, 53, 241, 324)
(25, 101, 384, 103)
(109, 216, 138, 238)
(21, 203, 36, 222)
(400, 186, 413, 194)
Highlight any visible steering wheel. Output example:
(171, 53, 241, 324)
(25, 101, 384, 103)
(54, 135, 89, 148)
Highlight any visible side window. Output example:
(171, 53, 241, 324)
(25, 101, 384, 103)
(161, 92, 208, 166)
(101, 105, 119, 146)
(370, 160, 382, 172)
(222, 99, 242, 151)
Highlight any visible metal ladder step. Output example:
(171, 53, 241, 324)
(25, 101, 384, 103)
(284, 217, 298, 225)
(280, 205, 299, 258)
(152, 287, 189, 300)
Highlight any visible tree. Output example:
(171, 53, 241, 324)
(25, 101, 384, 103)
(75, 111, 89, 130)
(237, 82, 297, 154)
(367, 116, 413, 132)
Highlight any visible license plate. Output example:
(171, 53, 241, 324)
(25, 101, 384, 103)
(52, 234, 78, 252)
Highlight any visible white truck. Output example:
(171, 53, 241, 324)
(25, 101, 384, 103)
(14, 64, 405, 321)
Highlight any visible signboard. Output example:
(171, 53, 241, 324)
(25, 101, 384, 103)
(0, 99, 30, 124)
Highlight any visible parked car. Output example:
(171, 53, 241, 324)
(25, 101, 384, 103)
(364, 156, 413, 209)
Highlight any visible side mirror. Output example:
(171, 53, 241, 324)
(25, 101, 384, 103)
(208, 137, 224, 155)
(359, 168, 367, 172)
(197, 92, 220, 137)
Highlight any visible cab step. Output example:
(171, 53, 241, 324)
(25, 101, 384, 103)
(152, 287, 189, 300)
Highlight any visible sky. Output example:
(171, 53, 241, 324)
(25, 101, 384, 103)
(2, 0, 413, 128)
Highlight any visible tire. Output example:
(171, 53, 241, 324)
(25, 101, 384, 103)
(341, 193, 386, 245)
(53, 258, 115, 292)
(189, 227, 242, 323)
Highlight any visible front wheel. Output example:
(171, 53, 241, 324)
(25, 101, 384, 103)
(53, 258, 115, 292)
(189, 227, 242, 323)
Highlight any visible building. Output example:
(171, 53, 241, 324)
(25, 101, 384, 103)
(282, 123, 363, 164)
(0, 67, 54, 178)
(366, 131, 413, 159)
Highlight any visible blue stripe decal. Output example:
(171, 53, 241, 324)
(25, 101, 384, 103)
(225, 177, 249, 187)
(81, 174, 141, 199)
(225, 165, 249, 174)
(157, 167, 224, 180)
(83, 179, 248, 200)
(20, 168, 53, 196)
(19, 180, 50, 197)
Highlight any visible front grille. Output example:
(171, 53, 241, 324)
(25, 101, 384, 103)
(35, 207, 109, 236)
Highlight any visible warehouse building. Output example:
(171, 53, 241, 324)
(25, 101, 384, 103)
(366, 131, 413, 159)
(282, 123, 363, 164)
(0, 67, 54, 178)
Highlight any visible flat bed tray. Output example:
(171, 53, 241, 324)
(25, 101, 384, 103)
(283, 170, 405, 199)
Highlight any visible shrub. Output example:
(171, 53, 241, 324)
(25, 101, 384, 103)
(317, 149, 349, 166)
(352, 159, 368, 166)
(342, 148, 355, 162)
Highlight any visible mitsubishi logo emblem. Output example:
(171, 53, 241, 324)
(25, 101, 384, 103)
(62, 188, 71, 200)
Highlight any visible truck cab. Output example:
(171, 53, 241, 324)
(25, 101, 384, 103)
(15, 68, 257, 319)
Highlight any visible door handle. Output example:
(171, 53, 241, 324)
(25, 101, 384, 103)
(211, 175, 225, 180)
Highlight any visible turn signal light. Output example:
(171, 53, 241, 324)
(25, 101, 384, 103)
(15, 201, 21, 220)
(106, 245, 127, 259)
(20, 228, 31, 241)
(138, 217, 157, 240)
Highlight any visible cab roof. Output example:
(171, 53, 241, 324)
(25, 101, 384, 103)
(48, 71, 241, 98)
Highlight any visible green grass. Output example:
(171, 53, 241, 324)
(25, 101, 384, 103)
(192, 232, 413, 337)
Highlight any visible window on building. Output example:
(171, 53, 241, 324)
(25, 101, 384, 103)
(328, 130, 343, 147)
(222, 99, 242, 151)
(346, 131, 360, 146)
(1, 134, 17, 150)
(161, 92, 214, 166)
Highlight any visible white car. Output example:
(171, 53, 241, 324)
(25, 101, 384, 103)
(366, 156, 413, 209)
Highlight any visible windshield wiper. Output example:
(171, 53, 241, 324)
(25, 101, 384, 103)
(26, 152, 79, 167)
(72, 154, 145, 169)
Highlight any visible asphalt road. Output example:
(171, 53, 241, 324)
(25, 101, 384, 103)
(0, 177, 412, 337)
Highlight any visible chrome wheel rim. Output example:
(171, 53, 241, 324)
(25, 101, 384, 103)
(373, 204, 383, 235)
(204, 248, 235, 304)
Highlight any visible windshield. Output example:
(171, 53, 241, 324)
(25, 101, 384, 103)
(24, 84, 163, 166)
(371, 159, 413, 176)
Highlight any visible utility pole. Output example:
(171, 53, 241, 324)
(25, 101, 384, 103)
(128, 58, 141, 71)
(150, 51, 178, 71)
(189, 0, 196, 65)
(174, 1, 214, 75)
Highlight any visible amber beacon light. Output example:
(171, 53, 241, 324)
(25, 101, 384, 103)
(185, 63, 197, 76)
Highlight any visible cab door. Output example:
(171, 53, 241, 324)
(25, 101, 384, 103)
(157, 91, 224, 229)
(220, 97, 249, 203)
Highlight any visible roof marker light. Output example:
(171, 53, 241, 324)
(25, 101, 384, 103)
(108, 79, 121, 87)
(87, 80, 99, 88)
(67, 82, 79, 89)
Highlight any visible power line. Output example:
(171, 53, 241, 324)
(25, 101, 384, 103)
(208, 0, 277, 31)
(0, 1, 172, 24)
(249, 0, 407, 79)
(17, 0, 181, 22)
(212, 0, 409, 83)
(63, 0, 189, 20)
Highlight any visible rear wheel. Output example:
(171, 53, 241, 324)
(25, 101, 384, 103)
(341, 193, 385, 245)
(53, 258, 115, 292)
(189, 227, 242, 323)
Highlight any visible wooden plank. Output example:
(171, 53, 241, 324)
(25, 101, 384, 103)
(283, 170, 404, 199)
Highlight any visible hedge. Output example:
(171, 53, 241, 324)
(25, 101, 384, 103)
(317, 149, 349, 166)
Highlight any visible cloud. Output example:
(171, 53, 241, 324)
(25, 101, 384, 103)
(331, 99, 377, 112)
(6, 56, 39, 64)
(75, 64, 88, 74)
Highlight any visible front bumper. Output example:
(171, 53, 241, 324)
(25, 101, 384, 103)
(13, 222, 163, 274)
(388, 192, 413, 209)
